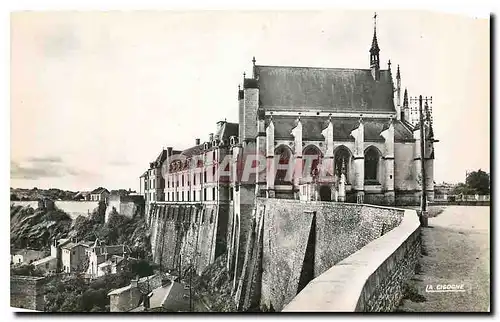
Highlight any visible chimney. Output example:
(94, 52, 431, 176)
(209, 133, 214, 142)
(195, 138, 200, 145)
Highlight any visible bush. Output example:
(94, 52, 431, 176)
(11, 264, 45, 277)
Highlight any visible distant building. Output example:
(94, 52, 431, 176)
(108, 274, 189, 312)
(90, 187, 110, 202)
(105, 193, 145, 223)
(10, 249, 46, 266)
(61, 242, 89, 273)
(73, 191, 91, 201)
(108, 275, 162, 312)
(86, 240, 131, 278)
(96, 254, 137, 277)
(31, 256, 57, 275)
(434, 182, 457, 200)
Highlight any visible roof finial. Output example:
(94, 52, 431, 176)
(252, 56, 256, 66)
(243, 71, 246, 79)
(238, 84, 240, 90)
(403, 88, 409, 107)
(396, 64, 401, 79)
(388, 59, 391, 71)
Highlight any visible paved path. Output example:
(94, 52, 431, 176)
(399, 206, 490, 312)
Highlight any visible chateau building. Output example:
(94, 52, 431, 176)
(230, 19, 435, 208)
(141, 16, 436, 277)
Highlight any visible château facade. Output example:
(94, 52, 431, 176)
(139, 16, 436, 276)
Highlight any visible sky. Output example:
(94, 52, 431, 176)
(10, 10, 490, 191)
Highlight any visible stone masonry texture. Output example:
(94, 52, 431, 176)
(149, 203, 226, 275)
(237, 198, 404, 311)
(355, 228, 421, 312)
(11, 275, 46, 310)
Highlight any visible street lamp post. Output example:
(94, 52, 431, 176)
(418, 95, 427, 214)
(410, 94, 433, 226)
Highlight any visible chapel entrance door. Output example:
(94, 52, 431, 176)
(319, 186, 332, 201)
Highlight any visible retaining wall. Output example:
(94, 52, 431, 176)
(149, 202, 229, 275)
(283, 209, 420, 312)
(234, 198, 405, 311)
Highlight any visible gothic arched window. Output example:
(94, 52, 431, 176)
(275, 145, 292, 185)
(303, 145, 322, 177)
(334, 146, 350, 181)
(364, 146, 380, 184)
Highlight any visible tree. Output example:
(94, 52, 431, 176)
(452, 183, 476, 196)
(11, 264, 45, 277)
(466, 169, 490, 195)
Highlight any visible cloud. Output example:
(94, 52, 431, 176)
(10, 157, 98, 180)
(43, 25, 80, 59)
(26, 156, 63, 163)
(108, 160, 131, 167)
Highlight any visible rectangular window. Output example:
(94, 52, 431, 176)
(176, 192, 179, 201)
(194, 173, 196, 185)
(204, 188, 207, 201)
(204, 171, 207, 183)
(213, 187, 216, 201)
(182, 175, 184, 187)
(167, 178, 170, 188)
(193, 191, 196, 201)
(230, 188, 233, 201)
(213, 166, 216, 179)
(187, 191, 190, 201)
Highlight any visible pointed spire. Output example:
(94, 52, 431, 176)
(403, 88, 409, 107)
(252, 56, 257, 79)
(396, 64, 401, 79)
(370, 12, 380, 54)
(369, 12, 380, 79)
(388, 59, 391, 71)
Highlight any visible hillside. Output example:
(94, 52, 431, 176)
(10, 187, 78, 201)
(10, 201, 152, 260)
(10, 204, 73, 250)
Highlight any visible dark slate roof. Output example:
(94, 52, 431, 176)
(181, 145, 204, 158)
(91, 187, 109, 194)
(221, 122, 239, 139)
(61, 242, 87, 250)
(154, 150, 168, 165)
(256, 65, 395, 113)
(177, 122, 239, 158)
(270, 116, 413, 142)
